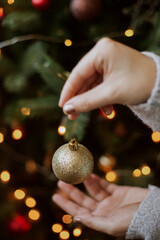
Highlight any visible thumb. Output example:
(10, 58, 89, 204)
(63, 82, 115, 115)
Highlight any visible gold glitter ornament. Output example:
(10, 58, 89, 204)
(52, 138, 94, 184)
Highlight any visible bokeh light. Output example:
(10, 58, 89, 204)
(73, 227, 82, 237)
(59, 230, 70, 239)
(14, 189, 26, 200)
(105, 171, 117, 182)
(25, 197, 36, 208)
(52, 223, 63, 233)
(132, 169, 142, 177)
(7, 0, 15, 4)
(12, 129, 23, 140)
(124, 29, 134, 37)
(141, 165, 151, 176)
(0, 132, 4, 143)
(64, 39, 72, 47)
(28, 209, 40, 221)
(62, 214, 72, 224)
(151, 131, 160, 143)
(25, 160, 37, 173)
(58, 126, 66, 136)
(0, 8, 4, 18)
(106, 110, 116, 119)
(21, 107, 31, 116)
(0, 170, 10, 183)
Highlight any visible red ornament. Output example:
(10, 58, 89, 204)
(70, 0, 102, 22)
(32, 0, 51, 11)
(8, 215, 31, 234)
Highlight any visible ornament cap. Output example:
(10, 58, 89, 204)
(69, 138, 79, 151)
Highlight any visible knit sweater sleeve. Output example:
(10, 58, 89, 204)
(129, 52, 160, 132)
(126, 52, 160, 239)
(126, 185, 160, 240)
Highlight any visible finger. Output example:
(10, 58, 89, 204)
(74, 213, 110, 235)
(84, 174, 109, 202)
(58, 181, 97, 211)
(59, 47, 99, 107)
(91, 174, 117, 194)
(52, 194, 89, 216)
(63, 81, 115, 115)
(101, 105, 113, 115)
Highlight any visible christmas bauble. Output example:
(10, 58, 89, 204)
(32, 0, 50, 11)
(70, 0, 102, 22)
(52, 138, 94, 184)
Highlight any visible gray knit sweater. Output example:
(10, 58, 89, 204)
(126, 52, 160, 240)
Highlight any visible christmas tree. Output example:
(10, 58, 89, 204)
(0, 0, 160, 239)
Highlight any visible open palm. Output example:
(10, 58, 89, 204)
(53, 174, 149, 237)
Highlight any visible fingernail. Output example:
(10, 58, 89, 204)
(63, 104, 76, 115)
(74, 217, 81, 223)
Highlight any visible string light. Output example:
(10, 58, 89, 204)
(0, 132, 4, 143)
(59, 230, 70, 240)
(62, 214, 72, 224)
(21, 107, 31, 116)
(106, 110, 116, 119)
(25, 160, 37, 173)
(141, 165, 151, 176)
(132, 169, 142, 177)
(0, 170, 10, 183)
(151, 131, 160, 143)
(64, 39, 72, 47)
(28, 209, 40, 221)
(25, 197, 36, 208)
(124, 29, 134, 37)
(12, 129, 23, 140)
(0, 8, 4, 18)
(14, 189, 26, 200)
(58, 126, 66, 136)
(73, 227, 82, 237)
(105, 171, 117, 182)
(52, 223, 63, 233)
(7, 0, 15, 4)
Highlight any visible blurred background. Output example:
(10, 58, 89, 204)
(0, 0, 160, 239)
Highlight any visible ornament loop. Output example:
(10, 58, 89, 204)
(69, 138, 79, 151)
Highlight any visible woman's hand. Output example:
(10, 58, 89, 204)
(59, 38, 156, 120)
(52, 174, 149, 237)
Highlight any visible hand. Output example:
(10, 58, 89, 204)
(59, 38, 156, 120)
(52, 174, 149, 237)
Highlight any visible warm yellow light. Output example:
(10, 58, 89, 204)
(105, 171, 117, 182)
(73, 227, 82, 237)
(0, 8, 4, 18)
(0, 132, 4, 143)
(21, 107, 31, 116)
(7, 0, 15, 4)
(28, 209, 40, 221)
(64, 39, 72, 47)
(25, 160, 37, 173)
(141, 165, 151, 176)
(0, 49, 1, 55)
(62, 214, 72, 224)
(124, 29, 134, 37)
(58, 126, 66, 136)
(151, 131, 160, 143)
(25, 197, 36, 208)
(59, 230, 70, 239)
(0, 170, 10, 182)
(132, 169, 142, 178)
(12, 129, 23, 140)
(52, 223, 63, 233)
(14, 189, 26, 200)
(106, 110, 116, 119)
